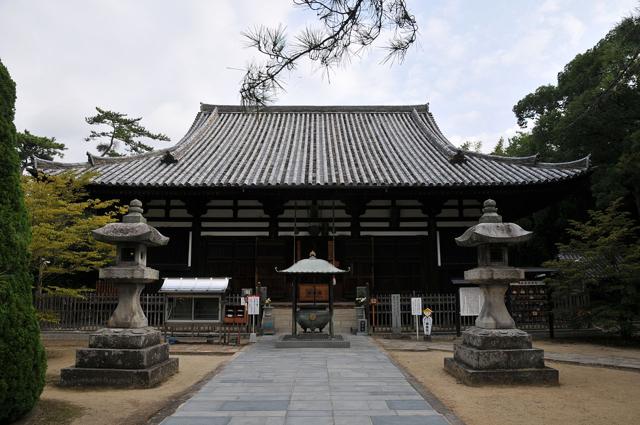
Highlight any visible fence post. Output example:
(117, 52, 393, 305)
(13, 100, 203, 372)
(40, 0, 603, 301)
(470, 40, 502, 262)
(547, 287, 555, 339)
(391, 294, 401, 336)
(455, 288, 461, 337)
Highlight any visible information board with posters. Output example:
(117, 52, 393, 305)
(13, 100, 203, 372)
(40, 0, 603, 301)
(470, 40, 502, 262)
(247, 296, 260, 315)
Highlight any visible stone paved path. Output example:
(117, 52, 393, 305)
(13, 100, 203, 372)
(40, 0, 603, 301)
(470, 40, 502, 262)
(160, 336, 451, 425)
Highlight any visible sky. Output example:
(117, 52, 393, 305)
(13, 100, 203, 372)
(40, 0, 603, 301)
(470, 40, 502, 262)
(0, 0, 637, 162)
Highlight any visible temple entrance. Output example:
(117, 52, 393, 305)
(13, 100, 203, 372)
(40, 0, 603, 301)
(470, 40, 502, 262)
(197, 235, 429, 301)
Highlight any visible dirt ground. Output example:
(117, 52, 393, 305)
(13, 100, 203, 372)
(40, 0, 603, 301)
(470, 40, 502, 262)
(533, 339, 640, 359)
(16, 341, 232, 425)
(389, 350, 640, 425)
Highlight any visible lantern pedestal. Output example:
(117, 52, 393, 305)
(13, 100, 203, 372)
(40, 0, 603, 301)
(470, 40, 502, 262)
(444, 327, 558, 386)
(61, 328, 178, 387)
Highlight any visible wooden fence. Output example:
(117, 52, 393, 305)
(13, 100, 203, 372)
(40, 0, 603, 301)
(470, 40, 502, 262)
(369, 293, 474, 333)
(34, 292, 243, 331)
(34, 290, 590, 334)
(369, 291, 590, 334)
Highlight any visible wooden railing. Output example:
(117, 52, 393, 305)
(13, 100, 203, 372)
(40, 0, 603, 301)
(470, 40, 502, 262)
(34, 292, 243, 331)
(369, 290, 591, 334)
(369, 293, 475, 332)
(34, 290, 590, 334)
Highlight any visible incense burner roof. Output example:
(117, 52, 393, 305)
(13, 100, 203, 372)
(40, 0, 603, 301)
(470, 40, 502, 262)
(277, 252, 348, 274)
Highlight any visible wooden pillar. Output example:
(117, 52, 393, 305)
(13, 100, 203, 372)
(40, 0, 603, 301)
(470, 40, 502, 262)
(420, 198, 444, 293)
(260, 198, 285, 238)
(329, 276, 335, 338)
(185, 199, 208, 277)
(291, 278, 297, 336)
(344, 198, 368, 237)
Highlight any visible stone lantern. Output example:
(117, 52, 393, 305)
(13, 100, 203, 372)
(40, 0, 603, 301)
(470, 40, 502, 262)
(60, 200, 179, 387)
(444, 199, 558, 385)
(92, 199, 169, 328)
(455, 199, 531, 329)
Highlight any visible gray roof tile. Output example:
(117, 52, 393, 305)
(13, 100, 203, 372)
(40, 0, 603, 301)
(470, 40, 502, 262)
(35, 104, 590, 188)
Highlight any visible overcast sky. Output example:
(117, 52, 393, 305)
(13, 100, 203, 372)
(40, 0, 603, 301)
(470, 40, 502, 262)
(0, 0, 637, 162)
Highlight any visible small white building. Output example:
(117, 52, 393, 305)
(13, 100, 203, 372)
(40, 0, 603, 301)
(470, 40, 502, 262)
(160, 277, 230, 324)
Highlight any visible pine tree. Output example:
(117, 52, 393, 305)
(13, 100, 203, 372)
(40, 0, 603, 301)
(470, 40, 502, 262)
(0, 59, 47, 422)
(85, 107, 169, 157)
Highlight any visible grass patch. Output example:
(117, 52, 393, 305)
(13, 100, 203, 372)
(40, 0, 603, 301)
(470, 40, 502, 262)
(16, 399, 84, 425)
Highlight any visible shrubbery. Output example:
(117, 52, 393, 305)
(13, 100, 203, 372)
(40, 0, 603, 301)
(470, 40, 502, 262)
(0, 59, 46, 423)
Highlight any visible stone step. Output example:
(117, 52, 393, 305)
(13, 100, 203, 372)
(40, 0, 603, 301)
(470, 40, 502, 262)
(444, 357, 558, 386)
(453, 343, 545, 370)
(60, 357, 179, 388)
(462, 326, 532, 350)
(76, 343, 169, 370)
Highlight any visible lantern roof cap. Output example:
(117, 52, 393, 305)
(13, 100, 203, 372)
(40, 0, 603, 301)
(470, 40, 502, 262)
(92, 199, 169, 246)
(455, 199, 532, 247)
(277, 251, 348, 274)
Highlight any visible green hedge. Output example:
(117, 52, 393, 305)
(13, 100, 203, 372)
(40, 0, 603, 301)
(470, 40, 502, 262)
(0, 59, 46, 423)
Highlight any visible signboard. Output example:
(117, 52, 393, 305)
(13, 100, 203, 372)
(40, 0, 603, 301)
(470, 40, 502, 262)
(247, 296, 260, 315)
(459, 287, 484, 316)
(411, 297, 422, 316)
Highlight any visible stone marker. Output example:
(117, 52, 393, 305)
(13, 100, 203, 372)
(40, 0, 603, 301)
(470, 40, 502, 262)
(391, 294, 402, 336)
(444, 199, 559, 385)
(60, 200, 178, 387)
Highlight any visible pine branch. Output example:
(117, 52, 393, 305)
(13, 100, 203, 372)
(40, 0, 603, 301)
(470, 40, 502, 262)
(240, 0, 417, 107)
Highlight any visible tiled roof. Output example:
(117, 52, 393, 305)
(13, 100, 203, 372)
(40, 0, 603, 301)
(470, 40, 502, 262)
(35, 104, 590, 188)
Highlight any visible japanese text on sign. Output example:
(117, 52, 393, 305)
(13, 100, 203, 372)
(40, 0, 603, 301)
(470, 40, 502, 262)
(411, 297, 422, 316)
(247, 296, 260, 315)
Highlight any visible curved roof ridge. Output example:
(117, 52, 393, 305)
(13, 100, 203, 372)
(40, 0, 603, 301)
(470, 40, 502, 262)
(538, 154, 591, 169)
(88, 149, 164, 165)
(408, 108, 457, 157)
(463, 150, 590, 170)
(463, 150, 540, 165)
(33, 157, 89, 170)
(422, 111, 458, 150)
(200, 103, 431, 113)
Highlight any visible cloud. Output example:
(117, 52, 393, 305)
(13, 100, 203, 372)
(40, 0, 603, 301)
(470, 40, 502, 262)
(0, 0, 635, 163)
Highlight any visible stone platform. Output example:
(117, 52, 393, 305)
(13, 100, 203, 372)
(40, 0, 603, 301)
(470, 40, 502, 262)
(275, 333, 351, 348)
(444, 327, 558, 386)
(61, 327, 179, 388)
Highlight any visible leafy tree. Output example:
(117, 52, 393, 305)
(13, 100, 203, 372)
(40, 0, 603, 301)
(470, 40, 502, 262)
(0, 58, 46, 423)
(491, 137, 506, 156)
(459, 140, 482, 152)
(22, 172, 124, 293)
(241, 0, 418, 106)
(544, 199, 640, 339)
(509, 14, 640, 214)
(85, 107, 169, 157)
(17, 129, 66, 172)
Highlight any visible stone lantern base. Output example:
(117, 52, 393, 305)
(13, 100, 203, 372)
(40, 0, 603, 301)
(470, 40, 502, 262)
(444, 327, 558, 386)
(60, 327, 178, 388)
